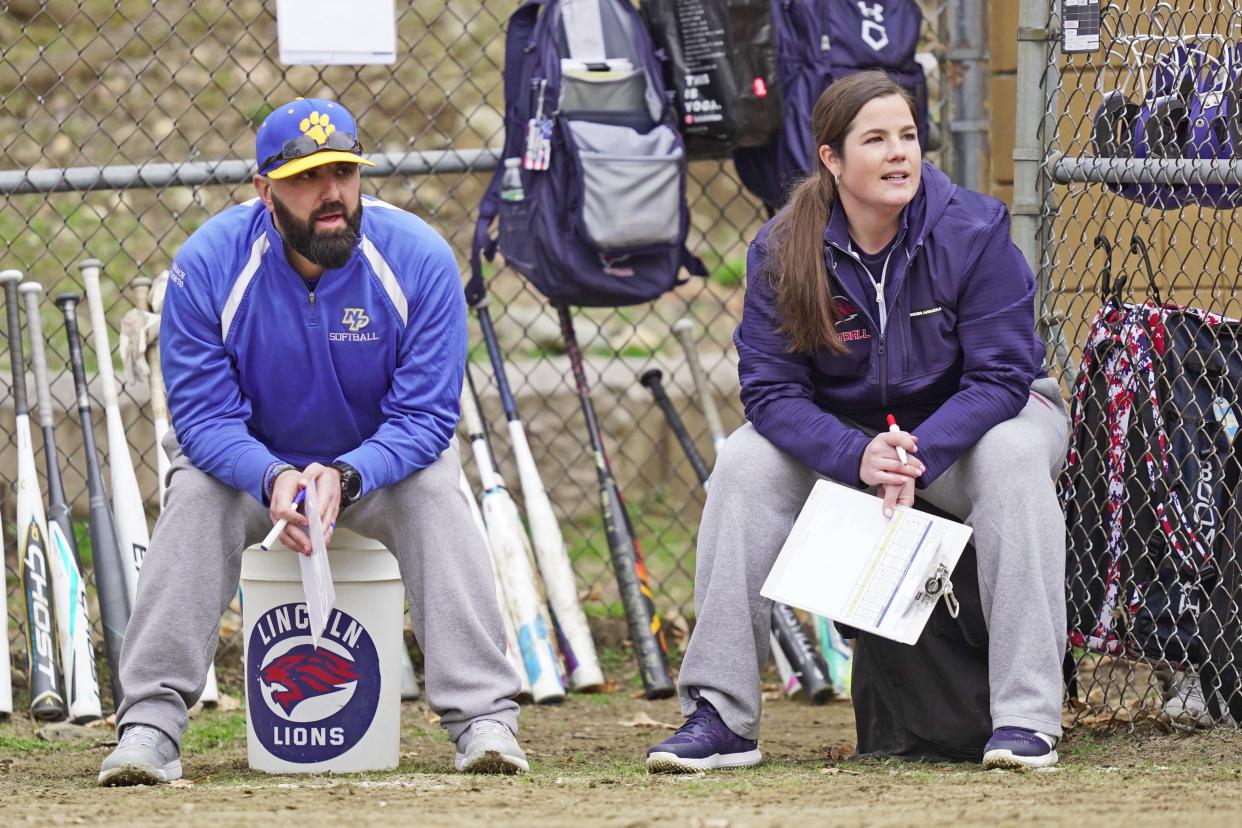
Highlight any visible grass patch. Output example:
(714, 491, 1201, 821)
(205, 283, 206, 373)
(0, 733, 67, 752)
(182, 709, 247, 754)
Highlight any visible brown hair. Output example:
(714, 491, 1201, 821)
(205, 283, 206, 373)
(767, 71, 917, 353)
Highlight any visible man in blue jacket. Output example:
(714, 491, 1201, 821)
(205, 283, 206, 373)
(99, 98, 525, 785)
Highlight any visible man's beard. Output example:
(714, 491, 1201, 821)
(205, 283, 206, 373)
(271, 193, 363, 270)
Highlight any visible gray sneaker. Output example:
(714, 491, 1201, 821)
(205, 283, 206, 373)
(453, 719, 529, 774)
(98, 724, 182, 786)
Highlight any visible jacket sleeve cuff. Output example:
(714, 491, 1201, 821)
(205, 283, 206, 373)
(232, 446, 283, 505)
(821, 429, 870, 487)
(335, 446, 384, 496)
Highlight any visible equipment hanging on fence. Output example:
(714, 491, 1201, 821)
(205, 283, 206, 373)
(1062, 238, 1242, 690)
(1092, 41, 1242, 209)
(732, 0, 928, 209)
(639, 0, 783, 159)
(470, 0, 706, 309)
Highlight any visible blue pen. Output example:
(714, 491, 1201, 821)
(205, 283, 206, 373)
(259, 488, 306, 551)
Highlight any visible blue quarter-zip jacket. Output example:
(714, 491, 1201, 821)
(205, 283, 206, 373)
(161, 195, 467, 504)
(736, 162, 1046, 487)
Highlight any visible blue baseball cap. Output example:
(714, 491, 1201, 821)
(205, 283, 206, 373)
(256, 98, 375, 179)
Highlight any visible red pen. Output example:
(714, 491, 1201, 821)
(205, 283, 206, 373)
(886, 414, 909, 466)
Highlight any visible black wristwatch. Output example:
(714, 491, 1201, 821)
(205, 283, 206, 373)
(333, 461, 363, 509)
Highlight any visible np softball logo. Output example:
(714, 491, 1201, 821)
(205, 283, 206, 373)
(341, 307, 370, 332)
(247, 602, 381, 762)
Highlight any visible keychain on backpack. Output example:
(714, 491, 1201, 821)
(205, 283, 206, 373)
(524, 78, 553, 170)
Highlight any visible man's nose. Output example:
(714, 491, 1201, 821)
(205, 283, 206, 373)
(319, 173, 343, 203)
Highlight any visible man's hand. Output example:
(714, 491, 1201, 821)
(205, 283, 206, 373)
(858, 430, 924, 517)
(269, 468, 310, 554)
(301, 462, 342, 549)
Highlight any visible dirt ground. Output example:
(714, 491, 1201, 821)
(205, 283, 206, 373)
(4, 683, 1242, 828)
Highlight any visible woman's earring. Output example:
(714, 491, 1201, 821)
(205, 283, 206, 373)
(832, 172, 840, 188)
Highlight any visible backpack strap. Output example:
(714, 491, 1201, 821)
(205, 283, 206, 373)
(467, 0, 551, 307)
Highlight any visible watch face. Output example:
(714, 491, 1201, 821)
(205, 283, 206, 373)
(342, 470, 362, 501)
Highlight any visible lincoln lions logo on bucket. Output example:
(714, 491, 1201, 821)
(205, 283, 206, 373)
(248, 602, 381, 762)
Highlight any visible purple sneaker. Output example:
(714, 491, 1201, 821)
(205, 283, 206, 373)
(982, 727, 1059, 770)
(645, 699, 763, 774)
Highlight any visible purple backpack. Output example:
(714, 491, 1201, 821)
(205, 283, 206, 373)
(732, 0, 928, 208)
(469, 0, 705, 309)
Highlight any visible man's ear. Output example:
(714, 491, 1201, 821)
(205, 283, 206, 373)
(253, 175, 273, 211)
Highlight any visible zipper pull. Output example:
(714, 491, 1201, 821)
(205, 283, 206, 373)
(875, 281, 884, 305)
(309, 291, 316, 305)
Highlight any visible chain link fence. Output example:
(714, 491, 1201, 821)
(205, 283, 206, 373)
(1028, 0, 1242, 730)
(0, 1, 951, 708)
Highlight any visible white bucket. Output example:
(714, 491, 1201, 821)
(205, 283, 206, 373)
(241, 530, 402, 773)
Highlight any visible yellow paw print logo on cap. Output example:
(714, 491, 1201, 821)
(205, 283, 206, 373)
(299, 111, 335, 145)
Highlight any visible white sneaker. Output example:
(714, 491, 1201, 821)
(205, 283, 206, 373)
(99, 724, 182, 786)
(453, 719, 529, 774)
(1165, 670, 1213, 728)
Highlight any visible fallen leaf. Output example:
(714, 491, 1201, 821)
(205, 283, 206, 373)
(618, 712, 679, 730)
(215, 693, 241, 712)
(169, 779, 195, 788)
(423, 708, 442, 725)
(578, 583, 605, 603)
(663, 610, 691, 650)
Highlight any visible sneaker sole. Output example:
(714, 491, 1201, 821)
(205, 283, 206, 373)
(982, 748, 1058, 770)
(98, 759, 182, 787)
(645, 749, 763, 774)
(455, 749, 529, 774)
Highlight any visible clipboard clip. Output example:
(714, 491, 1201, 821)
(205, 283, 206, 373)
(908, 561, 960, 619)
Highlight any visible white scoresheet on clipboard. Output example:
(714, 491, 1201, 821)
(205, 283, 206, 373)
(761, 480, 973, 645)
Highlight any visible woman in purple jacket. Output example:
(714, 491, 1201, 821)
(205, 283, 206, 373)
(647, 71, 1070, 772)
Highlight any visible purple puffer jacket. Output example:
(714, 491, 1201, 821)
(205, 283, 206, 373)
(735, 161, 1047, 487)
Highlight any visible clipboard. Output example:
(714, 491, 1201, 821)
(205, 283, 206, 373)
(760, 480, 973, 645)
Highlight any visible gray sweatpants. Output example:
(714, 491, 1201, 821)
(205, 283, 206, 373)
(115, 437, 521, 749)
(678, 378, 1071, 740)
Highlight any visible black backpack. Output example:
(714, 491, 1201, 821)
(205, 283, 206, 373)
(849, 502, 992, 762)
(640, 0, 784, 158)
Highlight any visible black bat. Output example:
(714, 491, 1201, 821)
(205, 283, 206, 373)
(557, 305, 673, 699)
(640, 367, 834, 704)
(3, 271, 66, 720)
(639, 369, 712, 486)
(57, 293, 129, 707)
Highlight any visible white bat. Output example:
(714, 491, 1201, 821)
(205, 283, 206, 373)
(771, 632, 802, 698)
(81, 258, 148, 604)
(505, 411, 604, 691)
(0, 447, 10, 718)
(22, 280, 102, 722)
(473, 303, 603, 690)
(459, 383, 564, 704)
(672, 317, 726, 454)
(399, 642, 421, 701)
(128, 274, 220, 705)
(458, 469, 532, 701)
(2, 271, 66, 720)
